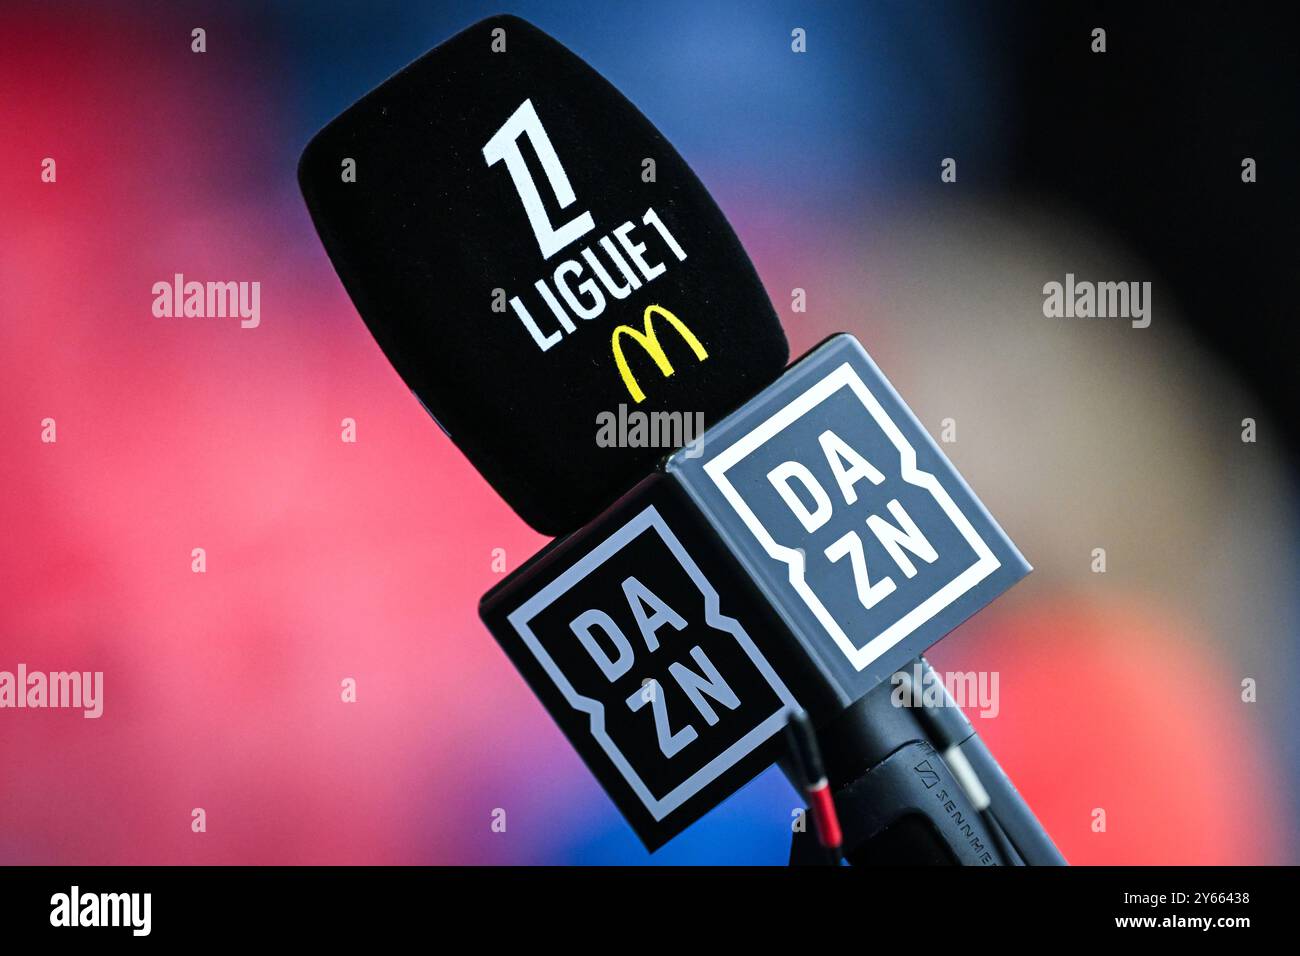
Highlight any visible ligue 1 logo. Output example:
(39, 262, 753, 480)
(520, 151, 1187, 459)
(482, 98, 708, 405)
(482, 98, 595, 260)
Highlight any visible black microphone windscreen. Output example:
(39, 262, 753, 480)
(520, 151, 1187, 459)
(299, 15, 788, 534)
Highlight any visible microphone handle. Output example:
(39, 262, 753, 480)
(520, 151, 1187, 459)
(788, 658, 1066, 866)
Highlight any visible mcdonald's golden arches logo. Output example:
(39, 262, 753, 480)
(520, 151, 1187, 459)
(611, 305, 709, 403)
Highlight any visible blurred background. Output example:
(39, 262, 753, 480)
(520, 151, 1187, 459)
(1, 0, 1296, 864)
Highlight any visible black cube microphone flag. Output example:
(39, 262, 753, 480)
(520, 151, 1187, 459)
(482, 335, 1032, 848)
(301, 15, 1062, 860)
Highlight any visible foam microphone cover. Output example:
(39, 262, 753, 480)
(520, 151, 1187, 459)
(299, 15, 788, 535)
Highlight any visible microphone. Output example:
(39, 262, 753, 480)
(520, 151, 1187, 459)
(298, 14, 788, 536)
(300, 14, 1064, 863)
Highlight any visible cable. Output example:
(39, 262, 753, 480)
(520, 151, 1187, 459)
(901, 659, 1025, 865)
(784, 708, 844, 865)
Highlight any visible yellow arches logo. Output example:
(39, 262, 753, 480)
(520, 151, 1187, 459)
(611, 305, 709, 403)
